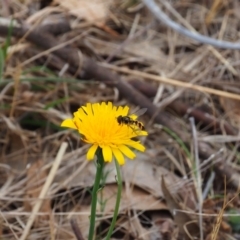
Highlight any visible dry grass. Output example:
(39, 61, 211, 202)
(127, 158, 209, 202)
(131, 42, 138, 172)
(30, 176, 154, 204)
(1, 0, 240, 239)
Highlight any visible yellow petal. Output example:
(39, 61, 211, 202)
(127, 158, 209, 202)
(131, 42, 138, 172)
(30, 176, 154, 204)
(122, 106, 129, 116)
(125, 140, 145, 152)
(87, 144, 99, 160)
(139, 130, 148, 136)
(112, 147, 125, 165)
(107, 102, 113, 111)
(61, 119, 77, 129)
(117, 106, 123, 114)
(101, 102, 107, 109)
(102, 145, 112, 162)
(86, 103, 94, 117)
(81, 105, 87, 110)
(92, 103, 100, 116)
(118, 145, 136, 159)
(75, 108, 87, 120)
(112, 106, 117, 113)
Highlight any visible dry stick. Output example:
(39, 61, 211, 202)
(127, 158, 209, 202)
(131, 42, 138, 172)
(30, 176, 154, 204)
(0, 212, 18, 239)
(19, 142, 68, 240)
(20, 29, 91, 67)
(70, 218, 84, 240)
(142, 0, 240, 49)
(99, 63, 240, 101)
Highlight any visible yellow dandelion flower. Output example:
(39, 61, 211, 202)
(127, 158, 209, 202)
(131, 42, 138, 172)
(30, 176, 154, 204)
(61, 102, 148, 165)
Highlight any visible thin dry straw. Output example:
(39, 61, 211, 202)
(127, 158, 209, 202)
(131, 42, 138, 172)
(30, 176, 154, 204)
(100, 63, 240, 101)
(19, 142, 68, 240)
(190, 117, 203, 240)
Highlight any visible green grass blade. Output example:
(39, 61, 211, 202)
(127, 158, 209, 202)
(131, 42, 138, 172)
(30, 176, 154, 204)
(3, 19, 14, 59)
(0, 48, 4, 81)
(163, 126, 191, 160)
(44, 97, 70, 110)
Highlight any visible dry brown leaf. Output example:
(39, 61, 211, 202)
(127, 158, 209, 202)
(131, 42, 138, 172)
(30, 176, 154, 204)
(7, 133, 24, 152)
(219, 97, 240, 127)
(220, 221, 231, 233)
(155, 218, 175, 240)
(125, 41, 168, 65)
(24, 160, 51, 227)
(87, 37, 169, 67)
(149, 215, 175, 240)
(98, 184, 167, 214)
(64, 151, 185, 199)
(1, 132, 27, 170)
(54, 0, 111, 25)
(120, 214, 151, 240)
(67, 205, 91, 239)
(161, 176, 200, 240)
(47, 211, 89, 240)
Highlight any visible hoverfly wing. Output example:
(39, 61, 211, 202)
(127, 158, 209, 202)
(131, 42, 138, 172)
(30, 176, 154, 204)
(130, 108, 147, 118)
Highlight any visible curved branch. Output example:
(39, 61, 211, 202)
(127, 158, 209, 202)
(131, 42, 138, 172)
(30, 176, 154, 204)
(142, 0, 240, 49)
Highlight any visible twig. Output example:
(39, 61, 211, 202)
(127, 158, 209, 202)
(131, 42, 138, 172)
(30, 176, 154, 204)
(142, 0, 240, 49)
(70, 218, 84, 240)
(19, 142, 68, 240)
(100, 63, 240, 101)
(37, 21, 71, 35)
(0, 211, 18, 239)
(202, 171, 215, 200)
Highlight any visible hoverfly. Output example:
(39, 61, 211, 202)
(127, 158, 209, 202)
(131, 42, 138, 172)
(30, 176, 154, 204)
(117, 108, 147, 131)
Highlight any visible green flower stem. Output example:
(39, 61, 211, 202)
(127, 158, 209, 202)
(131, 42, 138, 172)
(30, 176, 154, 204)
(88, 148, 104, 240)
(105, 159, 122, 240)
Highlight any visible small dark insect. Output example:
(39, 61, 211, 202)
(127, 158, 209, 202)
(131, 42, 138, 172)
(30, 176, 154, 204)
(117, 108, 147, 131)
